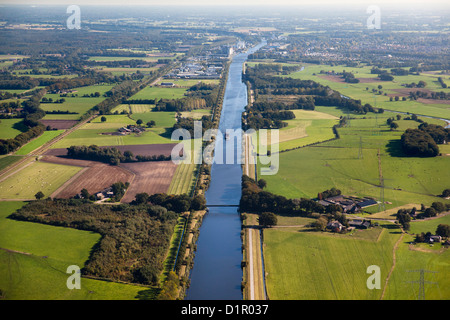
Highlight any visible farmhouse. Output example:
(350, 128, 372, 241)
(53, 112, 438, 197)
(317, 195, 378, 213)
(118, 125, 146, 135)
(326, 220, 344, 232)
(348, 219, 371, 229)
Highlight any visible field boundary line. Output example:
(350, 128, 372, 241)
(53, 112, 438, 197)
(49, 167, 89, 198)
(380, 232, 404, 300)
(0, 159, 35, 184)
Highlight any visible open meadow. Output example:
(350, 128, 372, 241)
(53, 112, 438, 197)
(263, 222, 401, 299)
(285, 63, 450, 119)
(40, 84, 114, 120)
(0, 161, 81, 200)
(258, 106, 450, 212)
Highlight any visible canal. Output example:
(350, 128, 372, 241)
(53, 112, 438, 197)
(185, 41, 265, 300)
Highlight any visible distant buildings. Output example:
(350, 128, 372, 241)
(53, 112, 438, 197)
(164, 62, 222, 79)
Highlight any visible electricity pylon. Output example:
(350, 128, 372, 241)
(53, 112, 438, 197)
(406, 270, 438, 300)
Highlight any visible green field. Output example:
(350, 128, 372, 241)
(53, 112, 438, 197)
(15, 130, 64, 155)
(0, 118, 27, 139)
(0, 156, 22, 171)
(0, 161, 81, 200)
(40, 84, 114, 119)
(0, 201, 148, 300)
(258, 107, 450, 211)
(284, 63, 450, 119)
(50, 113, 175, 148)
(383, 232, 450, 299)
(88, 56, 160, 62)
(130, 86, 188, 100)
(263, 222, 401, 299)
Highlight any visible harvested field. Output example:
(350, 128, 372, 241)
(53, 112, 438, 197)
(356, 78, 382, 83)
(388, 88, 436, 97)
(318, 74, 381, 83)
(317, 75, 346, 83)
(39, 119, 79, 130)
(119, 161, 177, 203)
(41, 155, 134, 198)
(416, 98, 450, 105)
(44, 143, 178, 158)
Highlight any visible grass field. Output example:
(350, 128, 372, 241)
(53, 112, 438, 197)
(130, 86, 188, 100)
(40, 84, 114, 119)
(161, 216, 186, 283)
(0, 161, 81, 199)
(258, 109, 338, 152)
(258, 106, 450, 211)
(263, 222, 401, 299)
(0, 201, 149, 300)
(50, 113, 175, 148)
(383, 232, 449, 300)
(15, 130, 64, 155)
(0, 118, 27, 139)
(284, 63, 450, 119)
(0, 156, 22, 171)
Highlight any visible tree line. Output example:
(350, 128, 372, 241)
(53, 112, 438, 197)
(66, 145, 172, 165)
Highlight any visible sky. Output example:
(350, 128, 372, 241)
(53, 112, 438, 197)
(0, 0, 449, 9)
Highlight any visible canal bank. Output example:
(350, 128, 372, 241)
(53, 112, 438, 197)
(185, 41, 265, 300)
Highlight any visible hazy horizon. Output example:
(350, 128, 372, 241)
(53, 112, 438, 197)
(0, 0, 449, 10)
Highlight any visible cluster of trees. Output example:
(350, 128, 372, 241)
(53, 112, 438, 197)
(78, 181, 129, 202)
(41, 97, 65, 104)
(370, 68, 395, 81)
(244, 63, 300, 76)
(172, 115, 214, 136)
(407, 90, 449, 101)
(0, 89, 46, 154)
(341, 71, 360, 83)
(67, 145, 171, 165)
(400, 123, 449, 157)
(437, 77, 447, 89)
(240, 175, 343, 218)
(133, 192, 206, 213)
(318, 187, 341, 200)
(314, 93, 376, 114)
(245, 110, 294, 130)
(9, 198, 179, 286)
(396, 202, 449, 230)
(153, 97, 207, 112)
(0, 76, 40, 90)
(404, 80, 427, 88)
(415, 224, 450, 243)
(310, 212, 349, 232)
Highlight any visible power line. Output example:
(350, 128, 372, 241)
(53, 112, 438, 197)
(358, 136, 363, 159)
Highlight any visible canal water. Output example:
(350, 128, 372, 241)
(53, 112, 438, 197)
(185, 41, 265, 300)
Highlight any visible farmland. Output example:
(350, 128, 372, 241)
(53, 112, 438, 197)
(15, 130, 64, 155)
(119, 161, 178, 203)
(40, 155, 134, 199)
(285, 63, 450, 119)
(257, 105, 449, 212)
(129, 86, 188, 100)
(40, 84, 115, 120)
(0, 118, 27, 139)
(0, 201, 153, 300)
(263, 222, 401, 299)
(0, 161, 82, 200)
